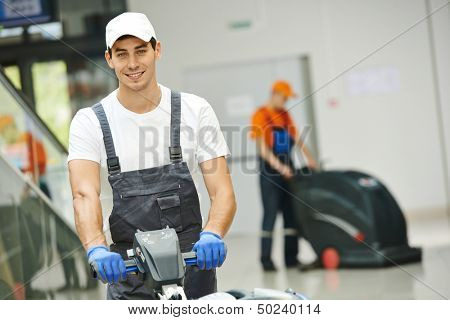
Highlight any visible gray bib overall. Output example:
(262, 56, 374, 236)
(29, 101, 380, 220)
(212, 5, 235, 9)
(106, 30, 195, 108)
(92, 91, 217, 299)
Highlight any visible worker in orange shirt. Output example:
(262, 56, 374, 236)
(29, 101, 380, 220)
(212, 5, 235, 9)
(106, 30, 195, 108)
(250, 80, 317, 271)
(0, 115, 50, 197)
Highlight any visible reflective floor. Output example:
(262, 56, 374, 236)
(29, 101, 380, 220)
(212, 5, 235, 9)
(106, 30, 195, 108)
(39, 214, 450, 300)
(217, 214, 450, 300)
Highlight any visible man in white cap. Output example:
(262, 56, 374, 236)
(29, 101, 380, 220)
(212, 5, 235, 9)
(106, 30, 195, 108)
(68, 12, 236, 299)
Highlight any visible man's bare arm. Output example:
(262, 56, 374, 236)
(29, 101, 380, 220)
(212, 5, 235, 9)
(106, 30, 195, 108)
(295, 135, 318, 169)
(256, 137, 293, 177)
(68, 159, 106, 250)
(199, 156, 237, 238)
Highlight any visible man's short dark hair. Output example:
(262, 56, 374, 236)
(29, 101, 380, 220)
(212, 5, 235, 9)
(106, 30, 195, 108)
(107, 36, 157, 57)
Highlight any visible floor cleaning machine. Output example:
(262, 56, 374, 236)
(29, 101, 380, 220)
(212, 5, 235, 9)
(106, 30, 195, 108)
(289, 168, 422, 269)
(92, 228, 307, 300)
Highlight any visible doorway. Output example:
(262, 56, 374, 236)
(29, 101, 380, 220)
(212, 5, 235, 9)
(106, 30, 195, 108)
(183, 55, 318, 234)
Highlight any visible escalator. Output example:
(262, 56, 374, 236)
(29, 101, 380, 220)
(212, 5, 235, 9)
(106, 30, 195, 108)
(0, 155, 100, 299)
(0, 69, 102, 299)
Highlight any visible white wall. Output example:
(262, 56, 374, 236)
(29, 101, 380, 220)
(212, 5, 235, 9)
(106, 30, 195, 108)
(428, 0, 450, 216)
(128, 0, 450, 225)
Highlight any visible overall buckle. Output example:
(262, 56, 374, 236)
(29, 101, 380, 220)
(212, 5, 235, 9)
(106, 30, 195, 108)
(107, 156, 121, 174)
(169, 146, 183, 162)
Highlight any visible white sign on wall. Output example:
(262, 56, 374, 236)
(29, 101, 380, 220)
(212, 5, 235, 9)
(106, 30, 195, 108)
(347, 67, 401, 96)
(224, 94, 255, 117)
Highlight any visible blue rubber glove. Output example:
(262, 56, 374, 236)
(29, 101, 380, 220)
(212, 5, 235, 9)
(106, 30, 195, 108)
(193, 231, 227, 270)
(87, 245, 127, 284)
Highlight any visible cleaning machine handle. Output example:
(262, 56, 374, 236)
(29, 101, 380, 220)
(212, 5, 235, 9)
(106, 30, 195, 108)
(123, 252, 198, 273)
(90, 259, 139, 279)
(91, 251, 197, 279)
(182, 251, 197, 266)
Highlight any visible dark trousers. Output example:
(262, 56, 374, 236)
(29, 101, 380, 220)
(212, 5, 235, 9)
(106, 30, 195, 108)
(259, 161, 300, 265)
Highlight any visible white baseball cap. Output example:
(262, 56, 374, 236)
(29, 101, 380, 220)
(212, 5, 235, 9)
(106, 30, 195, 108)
(105, 12, 156, 49)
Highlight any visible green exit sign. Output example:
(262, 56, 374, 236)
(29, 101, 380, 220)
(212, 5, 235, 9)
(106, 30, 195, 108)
(228, 20, 253, 30)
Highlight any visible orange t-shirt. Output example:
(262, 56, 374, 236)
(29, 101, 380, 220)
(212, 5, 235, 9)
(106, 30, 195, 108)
(19, 132, 47, 176)
(250, 106, 298, 148)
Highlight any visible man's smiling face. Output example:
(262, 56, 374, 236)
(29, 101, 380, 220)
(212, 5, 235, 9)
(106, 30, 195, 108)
(106, 36, 161, 92)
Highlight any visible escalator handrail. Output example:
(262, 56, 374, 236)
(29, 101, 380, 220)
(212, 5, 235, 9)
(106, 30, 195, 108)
(0, 67, 68, 155)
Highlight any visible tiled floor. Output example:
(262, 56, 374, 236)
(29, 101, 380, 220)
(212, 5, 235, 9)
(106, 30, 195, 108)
(216, 214, 450, 300)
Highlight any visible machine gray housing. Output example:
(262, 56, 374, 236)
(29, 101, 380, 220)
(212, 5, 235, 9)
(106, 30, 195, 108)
(132, 229, 185, 291)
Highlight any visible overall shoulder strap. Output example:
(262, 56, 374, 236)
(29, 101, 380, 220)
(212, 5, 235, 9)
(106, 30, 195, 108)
(91, 103, 121, 175)
(169, 91, 183, 163)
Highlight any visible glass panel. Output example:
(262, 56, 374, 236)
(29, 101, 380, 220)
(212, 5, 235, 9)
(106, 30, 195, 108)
(32, 60, 71, 148)
(66, 56, 117, 114)
(0, 71, 73, 228)
(0, 155, 100, 299)
(3, 65, 21, 90)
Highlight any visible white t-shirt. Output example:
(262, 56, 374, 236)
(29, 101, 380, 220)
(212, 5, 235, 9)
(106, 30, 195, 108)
(67, 84, 230, 239)
(68, 83, 230, 173)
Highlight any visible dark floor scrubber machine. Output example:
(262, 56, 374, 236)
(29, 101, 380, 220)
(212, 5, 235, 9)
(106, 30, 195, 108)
(289, 169, 422, 269)
(92, 228, 307, 300)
